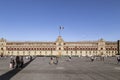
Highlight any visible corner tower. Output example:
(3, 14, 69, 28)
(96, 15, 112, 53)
(0, 38, 6, 56)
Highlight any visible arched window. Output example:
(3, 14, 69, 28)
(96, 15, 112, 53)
(59, 48, 61, 50)
(37, 48, 39, 50)
(24, 48, 26, 50)
(14, 48, 16, 50)
(17, 48, 19, 50)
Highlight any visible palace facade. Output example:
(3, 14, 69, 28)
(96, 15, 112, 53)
(0, 36, 119, 56)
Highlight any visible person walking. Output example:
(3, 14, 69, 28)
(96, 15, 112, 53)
(12, 59, 15, 68)
(68, 56, 72, 61)
(91, 56, 94, 62)
(117, 55, 120, 64)
(20, 56, 24, 68)
(54, 56, 59, 65)
(9, 58, 15, 69)
(15, 56, 20, 68)
(9, 58, 13, 69)
(49, 57, 53, 64)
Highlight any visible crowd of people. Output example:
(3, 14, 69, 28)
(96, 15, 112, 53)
(9, 55, 120, 68)
(10, 56, 24, 69)
(89, 55, 120, 64)
(49, 56, 72, 65)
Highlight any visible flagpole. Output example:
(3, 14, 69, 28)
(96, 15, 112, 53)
(59, 26, 64, 37)
(59, 27, 60, 36)
(59, 26, 61, 36)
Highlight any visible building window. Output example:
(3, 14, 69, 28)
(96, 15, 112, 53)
(112, 51, 114, 53)
(1, 48, 3, 50)
(59, 48, 61, 50)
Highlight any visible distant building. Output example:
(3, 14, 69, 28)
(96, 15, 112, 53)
(0, 36, 119, 56)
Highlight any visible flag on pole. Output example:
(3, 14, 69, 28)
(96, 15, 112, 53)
(60, 26, 64, 30)
(59, 26, 64, 36)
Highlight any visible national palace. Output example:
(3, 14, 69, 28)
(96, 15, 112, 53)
(0, 36, 120, 56)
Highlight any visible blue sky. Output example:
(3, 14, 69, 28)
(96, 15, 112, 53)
(0, 0, 120, 41)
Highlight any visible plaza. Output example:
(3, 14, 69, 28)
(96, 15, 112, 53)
(0, 0, 120, 80)
(0, 56, 120, 80)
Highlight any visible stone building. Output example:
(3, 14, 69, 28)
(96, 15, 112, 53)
(0, 36, 119, 56)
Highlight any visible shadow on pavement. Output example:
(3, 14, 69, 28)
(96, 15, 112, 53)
(0, 58, 35, 80)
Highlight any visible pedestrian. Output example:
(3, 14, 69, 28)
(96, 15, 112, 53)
(54, 56, 59, 65)
(12, 59, 15, 68)
(49, 57, 53, 64)
(30, 56, 32, 61)
(69, 56, 71, 61)
(15, 56, 20, 68)
(117, 55, 120, 64)
(20, 56, 24, 68)
(9, 58, 13, 69)
(91, 56, 94, 62)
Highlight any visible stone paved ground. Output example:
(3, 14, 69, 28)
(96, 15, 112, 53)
(0, 56, 120, 80)
(0, 57, 10, 76)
